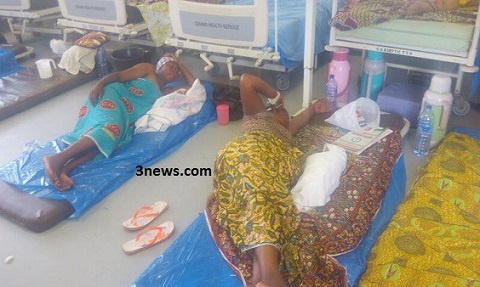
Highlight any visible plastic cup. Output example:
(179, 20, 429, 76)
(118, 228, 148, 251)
(216, 104, 229, 125)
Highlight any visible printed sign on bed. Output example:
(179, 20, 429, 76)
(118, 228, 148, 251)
(180, 11, 254, 42)
(376, 47, 413, 56)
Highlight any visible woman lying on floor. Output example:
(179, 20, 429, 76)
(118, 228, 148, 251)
(205, 74, 345, 287)
(43, 53, 194, 191)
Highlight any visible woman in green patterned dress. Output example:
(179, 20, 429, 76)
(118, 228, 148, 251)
(206, 74, 337, 287)
(43, 53, 194, 191)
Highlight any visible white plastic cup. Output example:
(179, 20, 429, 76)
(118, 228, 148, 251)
(216, 104, 229, 125)
(35, 59, 57, 79)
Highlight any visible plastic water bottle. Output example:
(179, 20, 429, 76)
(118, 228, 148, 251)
(96, 46, 109, 78)
(325, 74, 338, 107)
(413, 104, 435, 157)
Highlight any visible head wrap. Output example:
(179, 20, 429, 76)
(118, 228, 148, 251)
(156, 56, 176, 72)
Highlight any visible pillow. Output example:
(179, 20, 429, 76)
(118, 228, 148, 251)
(74, 32, 110, 49)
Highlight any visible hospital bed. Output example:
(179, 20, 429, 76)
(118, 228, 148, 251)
(328, 0, 480, 115)
(0, 0, 62, 42)
(166, 0, 332, 91)
(57, 0, 150, 44)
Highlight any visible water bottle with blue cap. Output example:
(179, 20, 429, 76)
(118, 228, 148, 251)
(413, 104, 435, 157)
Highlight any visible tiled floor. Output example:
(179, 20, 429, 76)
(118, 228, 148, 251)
(0, 34, 479, 287)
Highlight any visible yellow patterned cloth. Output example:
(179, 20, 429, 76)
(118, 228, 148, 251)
(206, 113, 348, 286)
(212, 117, 303, 252)
(360, 132, 480, 286)
(135, 2, 172, 47)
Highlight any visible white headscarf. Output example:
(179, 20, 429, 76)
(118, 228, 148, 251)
(155, 56, 175, 72)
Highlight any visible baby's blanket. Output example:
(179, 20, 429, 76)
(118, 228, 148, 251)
(135, 79, 206, 133)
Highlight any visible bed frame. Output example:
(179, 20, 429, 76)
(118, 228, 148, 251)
(57, 0, 149, 44)
(0, 0, 63, 41)
(328, 0, 480, 115)
(165, 0, 294, 89)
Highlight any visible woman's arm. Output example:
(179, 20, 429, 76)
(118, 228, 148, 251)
(89, 63, 156, 105)
(239, 74, 280, 116)
(287, 98, 333, 135)
(177, 61, 195, 88)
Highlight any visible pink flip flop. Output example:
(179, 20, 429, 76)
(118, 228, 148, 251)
(122, 201, 168, 231)
(122, 221, 175, 255)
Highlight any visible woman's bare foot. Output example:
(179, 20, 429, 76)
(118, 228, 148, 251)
(255, 270, 287, 287)
(43, 155, 65, 190)
(255, 276, 287, 287)
(253, 245, 286, 287)
(58, 172, 74, 191)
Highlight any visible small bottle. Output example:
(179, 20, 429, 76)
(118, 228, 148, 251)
(413, 104, 435, 157)
(96, 46, 110, 78)
(325, 74, 338, 107)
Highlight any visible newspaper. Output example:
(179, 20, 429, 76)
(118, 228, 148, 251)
(331, 126, 392, 155)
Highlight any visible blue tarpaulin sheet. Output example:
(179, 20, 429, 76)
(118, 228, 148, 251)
(0, 83, 216, 218)
(452, 126, 480, 139)
(229, 0, 332, 69)
(0, 49, 24, 78)
(335, 155, 406, 286)
(132, 155, 407, 287)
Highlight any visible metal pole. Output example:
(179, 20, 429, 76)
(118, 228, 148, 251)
(302, 0, 316, 107)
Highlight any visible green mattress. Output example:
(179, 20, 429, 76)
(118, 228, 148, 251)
(337, 20, 474, 57)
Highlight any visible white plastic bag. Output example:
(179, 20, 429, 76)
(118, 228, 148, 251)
(49, 39, 70, 56)
(325, 98, 380, 132)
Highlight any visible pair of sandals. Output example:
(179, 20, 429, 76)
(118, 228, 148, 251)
(121, 201, 174, 255)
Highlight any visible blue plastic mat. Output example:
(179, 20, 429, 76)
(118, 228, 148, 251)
(335, 155, 406, 286)
(132, 155, 406, 287)
(0, 49, 24, 78)
(0, 83, 216, 218)
(133, 214, 242, 287)
(452, 126, 480, 140)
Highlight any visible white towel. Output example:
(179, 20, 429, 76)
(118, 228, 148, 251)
(135, 79, 206, 133)
(291, 144, 347, 212)
(58, 45, 96, 75)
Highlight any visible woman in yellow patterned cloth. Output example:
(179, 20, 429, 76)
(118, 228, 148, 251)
(205, 74, 344, 287)
(360, 132, 480, 286)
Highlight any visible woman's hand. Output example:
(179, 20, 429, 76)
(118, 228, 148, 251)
(89, 82, 105, 105)
(313, 98, 333, 114)
(163, 52, 179, 62)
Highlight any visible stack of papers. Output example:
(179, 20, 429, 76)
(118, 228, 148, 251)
(331, 126, 392, 155)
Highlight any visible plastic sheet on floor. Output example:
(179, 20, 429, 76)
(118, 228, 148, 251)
(132, 155, 407, 287)
(0, 83, 216, 218)
(452, 126, 480, 140)
(132, 214, 242, 287)
(334, 155, 406, 286)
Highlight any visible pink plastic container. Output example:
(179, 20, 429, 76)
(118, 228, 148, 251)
(328, 47, 351, 107)
(216, 104, 230, 125)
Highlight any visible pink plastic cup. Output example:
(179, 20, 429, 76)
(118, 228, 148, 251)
(216, 104, 229, 125)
